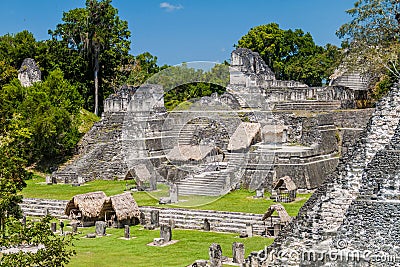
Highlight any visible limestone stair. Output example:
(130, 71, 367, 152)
(273, 101, 341, 111)
(176, 169, 231, 196)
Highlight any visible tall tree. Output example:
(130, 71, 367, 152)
(51, 0, 131, 115)
(0, 115, 31, 237)
(337, 0, 400, 79)
(236, 23, 340, 86)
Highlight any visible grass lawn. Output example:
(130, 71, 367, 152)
(65, 224, 273, 267)
(24, 175, 311, 216)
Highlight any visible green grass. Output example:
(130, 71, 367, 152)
(65, 224, 273, 267)
(77, 108, 99, 134)
(24, 175, 310, 216)
(23, 175, 132, 200)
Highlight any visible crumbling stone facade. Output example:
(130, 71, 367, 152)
(52, 48, 372, 196)
(255, 82, 400, 267)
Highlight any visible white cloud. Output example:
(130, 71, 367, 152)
(160, 2, 183, 12)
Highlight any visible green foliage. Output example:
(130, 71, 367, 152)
(148, 63, 229, 110)
(0, 70, 83, 167)
(51, 0, 131, 115)
(0, 61, 17, 88)
(0, 30, 37, 68)
(0, 116, 31, 236)
(337, 0, 400, 79)
(0, 216, 76, 267)
(121, 52, 168, 87)
(236, 23, 341, 86)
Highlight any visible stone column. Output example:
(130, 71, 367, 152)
(160, 224, 172, 242)
(50, 222, 57, 232)
(246, 224, 253, 237)
(209, 243, 222, 267)
(169, 184, 178, 203)
(95, 221, 107, 236)
(22, 215, 26, 227)
(45, 176, 53, 185)
(232, 242, 245, 264)
(203, 218, 210, 231)
(71, 222, 78, 234)
(150, 210, 159, 227)
(256, 188, 264, 198)
(139, 211, 146, 225)
(124, 225, 130, 239)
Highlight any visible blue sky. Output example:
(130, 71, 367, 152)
(0, 0, 354, 66)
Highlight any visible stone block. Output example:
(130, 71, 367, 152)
(232, 242, 245, 264)
(160, 224, 172, 242)
(95, 221, 107, 236)
(71, 222, 78, 234)
(124, 225, 130, 239)
(50, 222, 57, 232)
(150, 210, 159, 227)
(153, 237, 164, 246)
(246, 224, 253, 237)
(203, 218, 211, 231)
(209, 243, 222, 267)
(169, 184, 178, 203)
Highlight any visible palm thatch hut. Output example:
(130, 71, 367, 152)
(99, 192, 140, 228)
(262, 204, 292, 237)
(167, 144, 222, 163)
(65, 191, 107, 226)
(271, 176, 297, 203)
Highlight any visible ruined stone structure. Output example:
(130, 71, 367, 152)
(250, 82, 400, 267)
(18, 58, 41, 87)
(51, 48, 373, 197)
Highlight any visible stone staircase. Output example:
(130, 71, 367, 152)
(273, 101, 341, 111)
(176, 152, 246, 196)
(176, 169, 231, 196)
(20, 198, 68, 219)
(19, 198, 281, 236)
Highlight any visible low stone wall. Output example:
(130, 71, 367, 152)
(19, 198, 280, 235)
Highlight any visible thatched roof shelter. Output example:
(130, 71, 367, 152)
(273, 176, 297, 191)
(262, 204, 292, 223)
(130, 164, 151, 182)
(100, 192, 140, 221)
(65, 191, 107, 219)
(228, 122, 261, 151)
(167, 144, 218, 161)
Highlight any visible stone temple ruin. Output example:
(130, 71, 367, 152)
(246, 81, 400, 266)
(51, 48, 373, 198)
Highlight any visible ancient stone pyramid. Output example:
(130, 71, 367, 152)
(261, 83, 400, 267)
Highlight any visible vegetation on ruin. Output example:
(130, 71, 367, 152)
(337, 0, 400, 102)
(236, 23, 341, 86)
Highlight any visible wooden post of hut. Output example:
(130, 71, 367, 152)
(262, 204, 292, 237)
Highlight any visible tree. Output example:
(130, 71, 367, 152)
(0, 114, 31, 237)
(121, 52, 167, 87)
(337, 0, 400, 80)
(236, 23, 341, 86)
(0, 70, 83, 167)
(51, 0, 131, 115)
(0, 30, 37, 68)
(0, 216, 75, 267)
